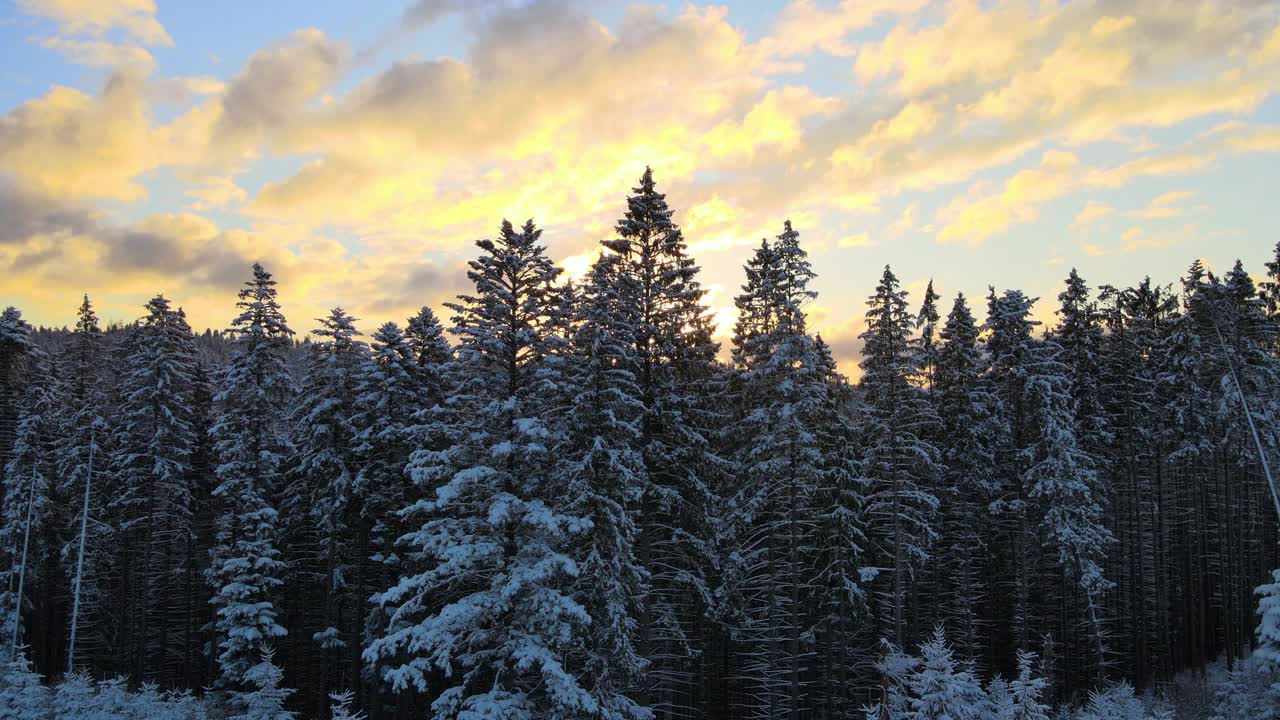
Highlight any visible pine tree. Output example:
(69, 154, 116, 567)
(283, 307, 367, 704)
(1051, 269, 1109, 463)
(556, 252, 651, 720)
(602, 168, 722, 717)
(58, 294, 114, 673)
(405, 305, 451, 404)
(914, 280, 942, 396)
(112, 295, 201, 684)
(1259, 240, 1280, 323)
(724, 222, 828, 719)
(906, 626, 987, 720)
(1259, 569, 1280, 668)
(231, 648, 297, 720)
(366, 220, 595, 719)
(0, 307, 37, 473)
(859, 265, 941, 652)
(0, 377, 56, 656)
(0, 652, 48, 719)
(809, 335, 870, 718)
(933, 293, 1001, 663)
(1008, 650, 1050, 720)
(208, 264, 294, 687)
(351, 320, 433, 703)
(1022, 337, 1113, 683)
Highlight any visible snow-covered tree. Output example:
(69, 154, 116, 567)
(328, 689, 367, 720)
(1021, 337, 1113, 680)
(601, 168, 722, 716)
(351, 320, 433, 691)
(0, 307, 37, 472)
(724, 222, 829, 718)
(906, 626, 987, 720)
(1051, 269, 1109, 460)
(859, 265, 941, 651)
(111, 295, 201, 684)
(808, 334, 870, 718)
(405, 305, 451, 403)
(367, 219, 595, 719)
(230, 648, 296, 720)
(0, 376, 56, 653)
(1260, 568, 1280, 656)
(932, 293, 1001, 662)
(556, 252, 651, 720)
(207, 264, 294, 687)
(913, 280, 942, 396)
(282, 307, 367, 700)
(0, 653, 48, 719)
(1008, 650, 1050, 720)
(58, 294, 114, 672)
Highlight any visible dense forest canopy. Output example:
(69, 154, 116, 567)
(1, 169, 1279, 719)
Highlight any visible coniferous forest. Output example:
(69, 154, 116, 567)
(1, 169, 1279, 719)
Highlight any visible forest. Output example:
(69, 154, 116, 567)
(0, 168, 1278, 719)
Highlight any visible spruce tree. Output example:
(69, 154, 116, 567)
(208, 264, 295, 687)
(809, 334, 870, 718)
(557, 252, 651, 720)
(725, 222, 827, 719)
(906, 626, 987, 720)
(283, 307, 367, 704)
(602, 168, 721, 717)
(933, 293, 1002, 663)
(112, 295, 201, 684)
(1052, 270, 1109, 462)
(57, 294, 113, 673)
(0, 307, 37, 473)
(0, 377, 56, 657)
(366, 220, 595, 718)
(351, 320, 433, 703)
(859, 265, 941, 652)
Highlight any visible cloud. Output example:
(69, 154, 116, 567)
(215, 29, 348, 147)
(886, 204, 916, 238)
(0, 73, 159, 201)
(186, 176, 247, 210)
(1132, 191, 1195, 219)
(19, 0, 172, 46)
(0, 183, 98, 245)
(937, 150, 1080, 246)
(1072, 201, 1114, 228)
(837, 233, 874, 248)
(763, 0, 929, 58)
(705, 87, 842, 161)
(37, 37, 156, 72)
(939, 123, 1280, 245)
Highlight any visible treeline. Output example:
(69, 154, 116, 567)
(0, 168, 1278, 719)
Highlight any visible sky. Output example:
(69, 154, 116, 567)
(1, 0, 1278, 376)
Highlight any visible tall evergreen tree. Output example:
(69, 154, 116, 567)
(724, 222, 828, 719)
(57, 295, 113, 673)
(0, 307, 37, 473)
(283, 307, 368, 707)
(602, 168, 722, 718)
(112, 295, 202, 684)
(934, 293, 1001, 663)
(1051, 270, 1109, 465)
(208, 264, 295, 687)
(367, 220, 595, 719)
(859, 265, 941, 653)
(556, 252, 651, 720)
(808, 335, 870, 718)
(0, 375, 56, 657)
(351, 320, 434, 711)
